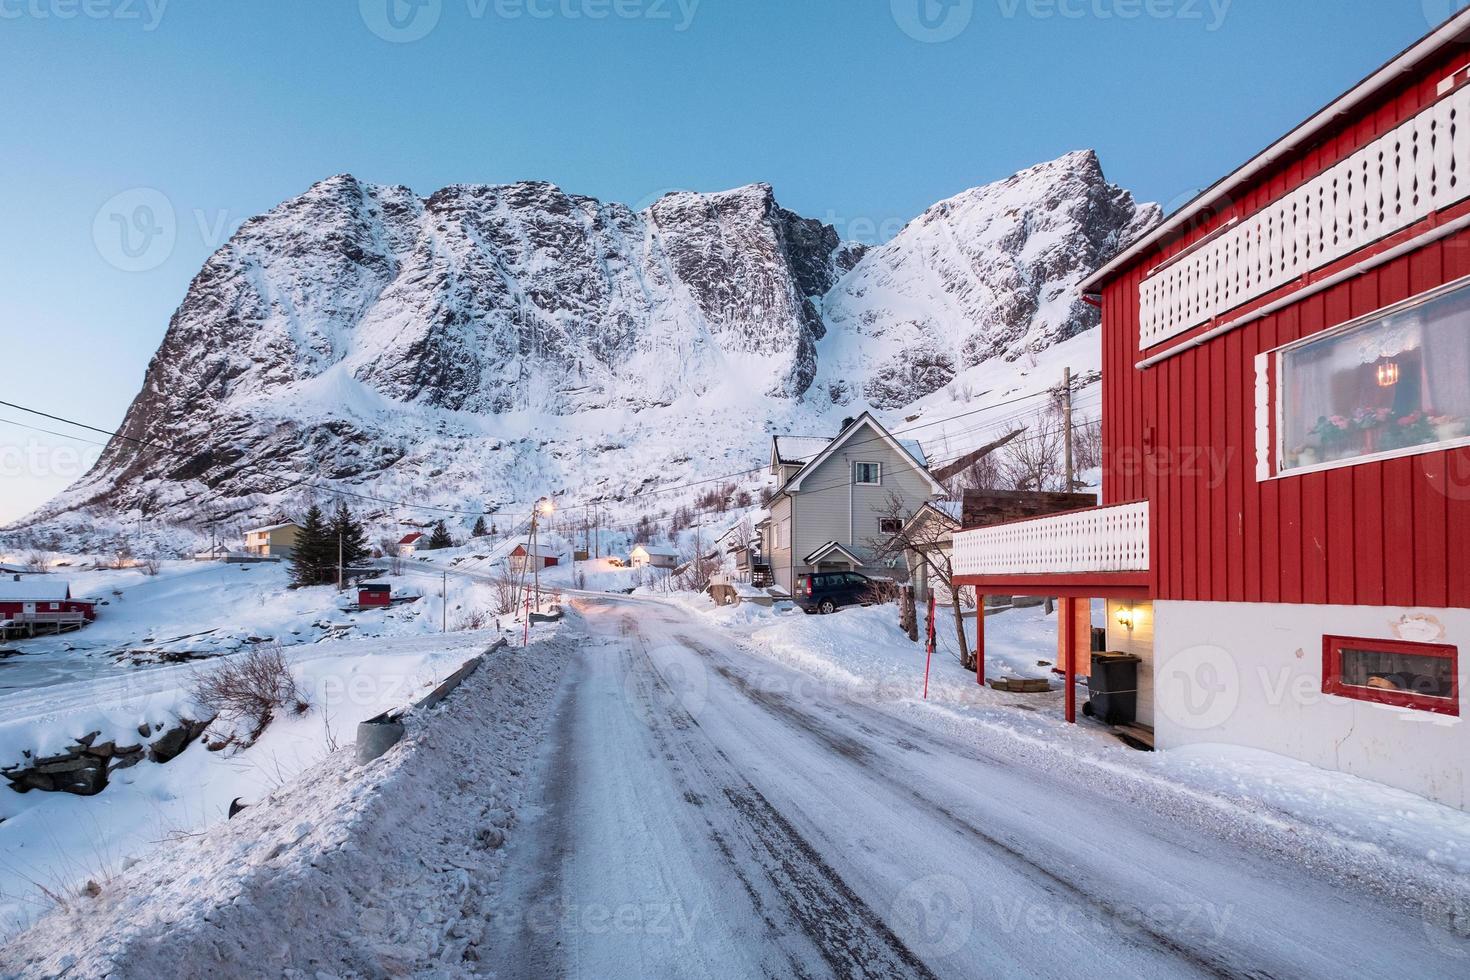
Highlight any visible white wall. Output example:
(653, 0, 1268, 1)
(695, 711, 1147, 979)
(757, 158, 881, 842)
(1104, 600, 1155, 729)
(1153, 601, 1469, 811)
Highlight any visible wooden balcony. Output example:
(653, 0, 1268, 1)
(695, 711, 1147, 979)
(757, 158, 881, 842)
(952, 501, 1150, 597)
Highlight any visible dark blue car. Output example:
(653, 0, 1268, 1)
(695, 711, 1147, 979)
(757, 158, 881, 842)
(793, 571, 878, 614)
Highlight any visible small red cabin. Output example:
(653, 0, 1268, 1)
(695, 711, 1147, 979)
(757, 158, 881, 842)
(508, 544, 559, 572)
(358, 583, 392, 608)
(0, 577, 97, 625)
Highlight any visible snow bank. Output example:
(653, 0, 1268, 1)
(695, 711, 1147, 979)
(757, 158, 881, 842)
(0, 631, 571, 977)
(0, 631, 498, 941)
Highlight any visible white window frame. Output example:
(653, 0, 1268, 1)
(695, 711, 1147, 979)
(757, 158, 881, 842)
(1262, 273, 1470, 481)
(854, 461, 882, 486)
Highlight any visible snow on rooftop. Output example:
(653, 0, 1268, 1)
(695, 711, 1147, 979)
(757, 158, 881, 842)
(0, 579, 72, 602)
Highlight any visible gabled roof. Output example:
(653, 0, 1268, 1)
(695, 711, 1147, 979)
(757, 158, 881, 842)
(772, 436, 834, 466)
(632, 544, 680, 557)
(803, 541, 868, 566)
(1082, 8, 1470, 292)
(245, 522, 300, 535)
(399, 532, 424, 545)
(509, 542, 559, 559)
(782, 413, 944, 495)
(903, 500, 961, 533)
(0, 579, 72, 602)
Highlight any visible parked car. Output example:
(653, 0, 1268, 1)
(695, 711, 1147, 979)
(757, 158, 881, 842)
(793, 571, 879, 614)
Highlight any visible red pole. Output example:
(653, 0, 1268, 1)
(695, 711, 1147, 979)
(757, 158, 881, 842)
(523, 594, 530, 648)
(923, 591, 936, 700)
(974, 591, 986, 687)
(1064, 596, 1077, 724)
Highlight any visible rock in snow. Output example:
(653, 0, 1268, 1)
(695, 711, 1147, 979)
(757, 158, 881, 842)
(18, 152, 1158, 545)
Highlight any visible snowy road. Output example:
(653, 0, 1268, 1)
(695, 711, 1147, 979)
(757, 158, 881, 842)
(490, 595, 1468, 978)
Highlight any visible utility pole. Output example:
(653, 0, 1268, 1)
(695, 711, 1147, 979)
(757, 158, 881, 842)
(1062, 366, 1074, 493)
(441, 571, 447, 633)
(337, 528, 344, 592)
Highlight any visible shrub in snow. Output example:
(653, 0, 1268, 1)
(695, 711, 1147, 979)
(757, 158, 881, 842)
(191, 643, 308, 749)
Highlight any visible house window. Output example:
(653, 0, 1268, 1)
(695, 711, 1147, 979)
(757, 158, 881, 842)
(854, 462, 882, 486)
(769, 523, 782, 550)
(1279, 279, 1470, 472)
(879, 518, 903, 536)
(1322, 635, 1459, 716)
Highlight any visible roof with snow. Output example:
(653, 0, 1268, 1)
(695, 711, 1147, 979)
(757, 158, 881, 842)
(245, 522, 300, 534)
(773, 436, 834, 465)
(632, 544, 680, 557)
(780, 414, 941, 495)
(0, 579, 73, 602)
(399, 532, 424, 545)
(509, 542, 559, 559)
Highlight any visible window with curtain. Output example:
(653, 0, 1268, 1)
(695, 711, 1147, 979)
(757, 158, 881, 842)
(1280, 281, 1470, 472)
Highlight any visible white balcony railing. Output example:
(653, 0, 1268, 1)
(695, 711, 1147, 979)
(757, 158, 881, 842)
(953, 501, 1150, 578)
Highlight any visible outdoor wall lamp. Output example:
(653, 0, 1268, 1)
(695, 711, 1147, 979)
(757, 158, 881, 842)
(1115, 604, 1137, 633)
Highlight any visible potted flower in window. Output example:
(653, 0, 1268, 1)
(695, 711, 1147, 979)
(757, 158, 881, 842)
(1431, 414, 1467, 442)
(1352, 406, 1393, 453)
(1310, 415, 1354, 460)
(1384, 411, 1434, 450)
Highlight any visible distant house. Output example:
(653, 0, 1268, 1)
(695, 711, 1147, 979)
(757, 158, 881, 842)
(629, 544, 679, 570)
(243, 522, 301, 560)
(762, 412, 945, 593)
(358, 582, 392, 608)
(0, 576, 97, 627)
(900, 500, 962, 604)
(507, 542, 560, 574)
(192, 543, 234, 561)
(398, 532, 425, 558)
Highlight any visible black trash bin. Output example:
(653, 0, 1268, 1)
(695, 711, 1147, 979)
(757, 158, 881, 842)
(1085, 652, 1142, 725)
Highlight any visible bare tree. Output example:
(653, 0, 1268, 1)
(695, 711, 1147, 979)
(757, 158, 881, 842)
(999, 415, 1068, 492)
(869, 495, 972, 670)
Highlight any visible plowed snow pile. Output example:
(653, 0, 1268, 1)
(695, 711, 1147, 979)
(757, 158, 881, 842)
(0, 633, 571, 979)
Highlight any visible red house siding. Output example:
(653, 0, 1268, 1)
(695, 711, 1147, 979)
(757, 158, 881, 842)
(1099, 40, 1470, 609)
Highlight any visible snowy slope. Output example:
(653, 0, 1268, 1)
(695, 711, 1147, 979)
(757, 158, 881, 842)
(14, 153, 1157, 552)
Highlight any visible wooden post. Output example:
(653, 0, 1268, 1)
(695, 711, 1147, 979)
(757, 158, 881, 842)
(1063, 596, 1077, 724)
(975, 593, 986, 686)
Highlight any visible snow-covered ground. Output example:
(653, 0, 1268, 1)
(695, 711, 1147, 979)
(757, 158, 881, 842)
(1, 591, 1467, 975)
(0, 629, 570, 978)
(0, 559, 505, 692)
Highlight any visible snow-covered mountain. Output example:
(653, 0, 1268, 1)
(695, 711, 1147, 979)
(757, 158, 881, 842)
(17, 151, 1158, 550)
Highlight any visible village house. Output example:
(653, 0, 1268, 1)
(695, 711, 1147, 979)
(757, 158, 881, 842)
(0, 576, 97, 635)
(397, 532, 424, 558)
(243, 522, 301, 560)
(954, 11, 1470, 810)
(507, 542, 560, 574)
(629, 544, 679, 570)
(763, 413, 945, 594)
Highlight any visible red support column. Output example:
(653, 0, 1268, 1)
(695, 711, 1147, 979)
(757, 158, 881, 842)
(1063, 596, 1077, 724)
(974, 591, 986, 687)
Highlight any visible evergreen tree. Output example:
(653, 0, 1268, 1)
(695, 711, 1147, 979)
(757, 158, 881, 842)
(428, 519, 453, 550)
(290, 505, 333, 587)
(330, 500, 371, 572)
(471, 516, 489, 538)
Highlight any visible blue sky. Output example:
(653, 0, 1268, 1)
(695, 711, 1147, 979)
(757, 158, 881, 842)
(0, 0, 1456, 521)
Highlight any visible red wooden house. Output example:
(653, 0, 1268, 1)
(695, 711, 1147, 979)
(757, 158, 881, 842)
(956, 12, 1470, 810)
(0, 577, 97, 628)
(507, 543, 559, 574)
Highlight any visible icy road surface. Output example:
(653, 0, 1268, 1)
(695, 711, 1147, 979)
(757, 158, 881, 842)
(492, 595, 1467, 978)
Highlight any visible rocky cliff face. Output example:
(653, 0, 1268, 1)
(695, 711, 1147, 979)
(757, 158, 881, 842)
(23, 152, 1157, 545)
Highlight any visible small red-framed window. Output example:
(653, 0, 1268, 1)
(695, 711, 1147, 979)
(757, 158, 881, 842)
(1323, 635, 1460, 717)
